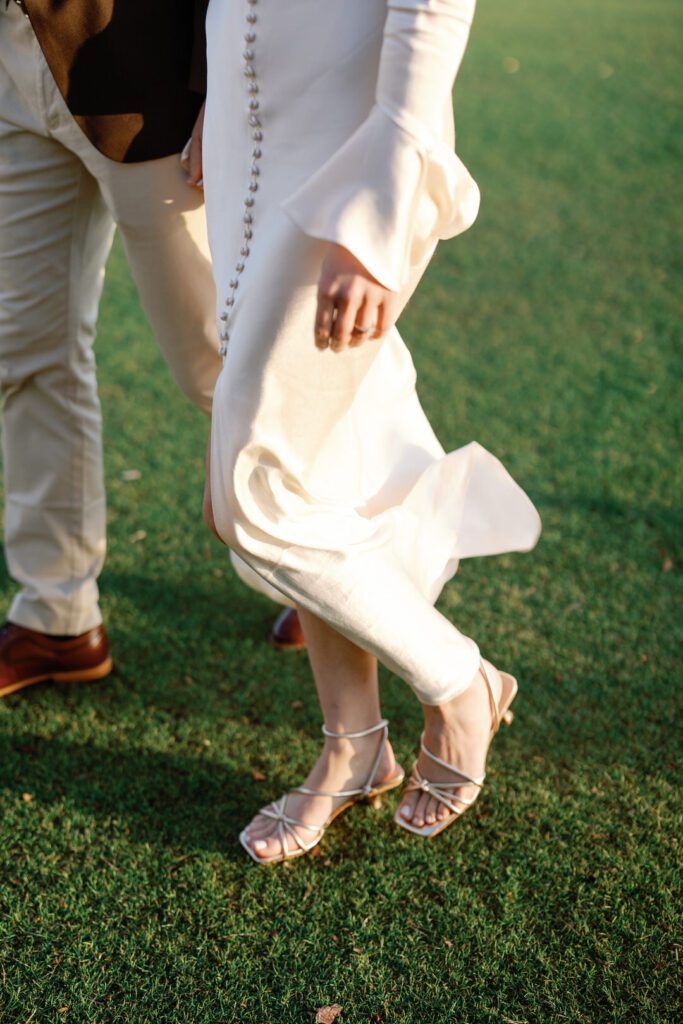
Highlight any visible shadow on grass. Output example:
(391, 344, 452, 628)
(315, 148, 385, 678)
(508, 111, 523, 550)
(99, 567, 282, 649)
(0, 729, 255, 859)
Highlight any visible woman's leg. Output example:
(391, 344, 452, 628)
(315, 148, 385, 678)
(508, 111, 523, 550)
(397, 659, 505, 827)
(206, 436, 507, 836)
(242, 608, 399, 860)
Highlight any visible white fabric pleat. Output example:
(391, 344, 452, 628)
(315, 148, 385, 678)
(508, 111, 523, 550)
(203, 0, 541, 705)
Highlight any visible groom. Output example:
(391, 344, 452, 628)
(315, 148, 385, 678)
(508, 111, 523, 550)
(0, 0, 302, 699)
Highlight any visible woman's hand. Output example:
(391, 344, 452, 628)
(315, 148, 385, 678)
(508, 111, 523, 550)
(185, 101, 205, 188)
(315, 243, 400, 352)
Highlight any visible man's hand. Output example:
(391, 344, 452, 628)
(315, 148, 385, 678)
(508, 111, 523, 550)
(185, 101, 205, 188)
(314, 244, 400, 353)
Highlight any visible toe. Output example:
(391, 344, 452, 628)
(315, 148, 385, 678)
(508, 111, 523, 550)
(248, 833, 281, 860)
(243, 817, 292, 860)
(424, 795, 439, 825)
(398, 790, 418, 822)
(412, 791, 431, 827)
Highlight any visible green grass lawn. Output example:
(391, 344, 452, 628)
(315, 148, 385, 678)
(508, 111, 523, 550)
(1, 1, 681, 1021)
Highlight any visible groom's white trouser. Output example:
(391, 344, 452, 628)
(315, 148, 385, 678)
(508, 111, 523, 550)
(0, 2, 278, 635)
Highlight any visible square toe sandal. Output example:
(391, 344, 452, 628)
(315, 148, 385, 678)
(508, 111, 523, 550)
(239, 718, 405, 865)
(394, 662, 518, 839)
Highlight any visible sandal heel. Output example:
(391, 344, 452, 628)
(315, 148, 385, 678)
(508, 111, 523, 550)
(502, 709, 514, 726)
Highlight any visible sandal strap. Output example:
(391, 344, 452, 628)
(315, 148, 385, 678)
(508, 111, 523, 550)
(410, 737, 485, 814)
(322, 718, 388, 740)
(260, 796, 325, 851)
(419, 735, 485, 786)
(479, 660, 501, 732)
(299, 718, 389, 800)
(405, 762, 483, 815)
(296, 784, 370, 799)
(256, 718, 391, 854)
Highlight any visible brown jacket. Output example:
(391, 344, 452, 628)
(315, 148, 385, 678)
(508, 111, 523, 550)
(21, 0, 209, 163)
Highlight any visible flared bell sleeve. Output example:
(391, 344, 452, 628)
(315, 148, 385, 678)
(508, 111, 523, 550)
(281, 0, 481, 292)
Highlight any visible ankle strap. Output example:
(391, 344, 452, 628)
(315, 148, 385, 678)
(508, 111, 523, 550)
(479, 661, 500, 731)
(322, 718, 388, 740)
(419, 735, 485, 787)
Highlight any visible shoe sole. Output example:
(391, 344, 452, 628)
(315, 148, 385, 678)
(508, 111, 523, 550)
(0, 657, 114, 698)
(268, 636, 307, 652)
(394, 672, 518, 839)
(240, 768, 406, 865)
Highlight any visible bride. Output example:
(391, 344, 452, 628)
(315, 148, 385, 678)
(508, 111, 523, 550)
(201, 0, 541, 863)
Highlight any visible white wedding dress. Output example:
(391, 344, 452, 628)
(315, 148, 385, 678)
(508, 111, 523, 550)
(202, 0, 541, 706)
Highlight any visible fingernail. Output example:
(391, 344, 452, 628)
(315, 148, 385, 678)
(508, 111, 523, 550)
(400, 804, 411, 818)
(253, 839, 267, 850)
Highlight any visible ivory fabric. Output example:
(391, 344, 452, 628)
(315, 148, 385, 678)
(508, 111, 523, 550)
(204, 0, 541, 705)
(0, 2, 222, 633)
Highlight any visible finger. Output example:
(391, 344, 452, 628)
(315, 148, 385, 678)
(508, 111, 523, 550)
(331, 292, 360, 352)
(372, 299, 386, 340)
(314, 293, 336, 349)
(349, 296, 378, 347)
(188, 134, 203, 187)
(187, 103, 205, 187)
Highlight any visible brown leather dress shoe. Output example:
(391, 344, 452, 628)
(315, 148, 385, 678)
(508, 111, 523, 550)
(269, 608, 306, 651)
(0, 623, 113, 698)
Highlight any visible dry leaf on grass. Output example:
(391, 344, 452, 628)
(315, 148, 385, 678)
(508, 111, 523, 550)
(290, 700, 304, 710)
(21, 793, 33, 803)
(128, 530, 146, 544)
(121, 469, 141, 481)
(251, 770, 267, 782)
(315, 1005, 342, 1024)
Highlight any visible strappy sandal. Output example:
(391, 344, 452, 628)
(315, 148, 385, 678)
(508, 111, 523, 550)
(239, 719, 405, 864)
(394, 662, 517, 839)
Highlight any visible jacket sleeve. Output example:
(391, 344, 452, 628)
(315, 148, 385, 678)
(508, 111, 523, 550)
(281, 0, 480, 292)
(189, 0, 209, 95)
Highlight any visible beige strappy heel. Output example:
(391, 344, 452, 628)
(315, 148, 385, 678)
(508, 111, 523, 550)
(239, 719, 404, 864)
(394, 662, 517, 839)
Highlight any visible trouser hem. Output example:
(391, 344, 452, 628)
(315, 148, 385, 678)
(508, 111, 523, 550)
(7, 594, 103, 637)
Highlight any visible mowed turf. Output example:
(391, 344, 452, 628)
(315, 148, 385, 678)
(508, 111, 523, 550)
(1, 1, 680, 1021)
